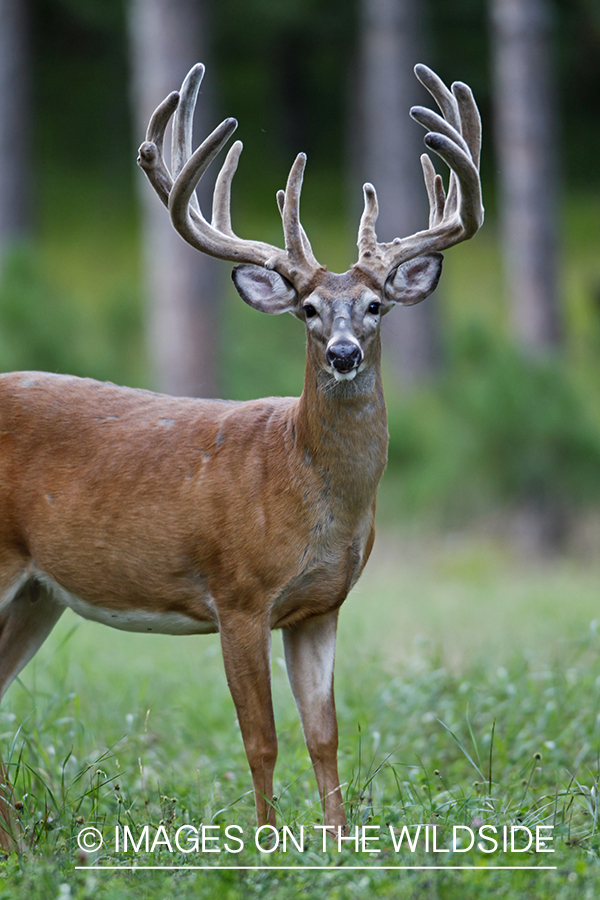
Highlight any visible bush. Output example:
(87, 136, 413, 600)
(0, 245, 84, 376)
(384, 325, 600, 526)
(0, 243, 145, 386)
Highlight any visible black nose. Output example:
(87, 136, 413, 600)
(326, 340, 363, 373)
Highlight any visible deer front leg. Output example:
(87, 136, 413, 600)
(219, 611, 277, 827)
(282, 610, 346, 831)
(0, 580, 64, 702)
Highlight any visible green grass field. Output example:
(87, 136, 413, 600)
(1, 529, 600, 898)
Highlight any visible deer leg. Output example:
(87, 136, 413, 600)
(219, 612, 277, 826)
(0, 579, 64, 701)
(0, 577, 63, 851)
(282, 609, 346, 831)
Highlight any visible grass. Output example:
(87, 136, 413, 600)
(1, 534, 600, 897)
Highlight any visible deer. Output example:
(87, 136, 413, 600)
(0, 61, 482, 837)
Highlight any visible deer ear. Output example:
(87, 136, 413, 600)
(232, 264, 299, 315)
(383, 253, 443, 307)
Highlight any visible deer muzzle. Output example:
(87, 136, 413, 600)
(326, 339, 364, 375)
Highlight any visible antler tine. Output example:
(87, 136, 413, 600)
(281, 153, 306, 260)
(277, 154, 321, 273)
(357, 183, 379, 258)
(423, 131, 481, 237)
(276, 188, 319, 269)
(410, 105, 471, 157)
(212, 140, 243, 236)
(354, 64, 484, 285)
(452, 80, 481, 169)
(414, 64, 461, 132)
(171, 63, 205, 215)
(420, 155, 445, 228)
(137, 91, 180, 208)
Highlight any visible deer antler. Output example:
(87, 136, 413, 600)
(137, 64, 324, 293)
(355, 64, 484, 286)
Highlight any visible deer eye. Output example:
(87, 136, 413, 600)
(303, 304, 317, 319)
(367, 301, 381, 315)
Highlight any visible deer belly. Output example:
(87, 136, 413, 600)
(32, 571, 219, 635)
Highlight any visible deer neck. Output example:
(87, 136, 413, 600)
(294, 338, 388, 517)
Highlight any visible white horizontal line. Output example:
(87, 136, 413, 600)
(75, 865, 558, 871)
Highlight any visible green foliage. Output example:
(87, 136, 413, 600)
(446, 327, 600, 506)
(0, 243, 145, 387)
(384, 326, 600, 524)
(0, 246, 84, 375)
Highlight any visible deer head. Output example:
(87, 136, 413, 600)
(138, 63, 483, 384)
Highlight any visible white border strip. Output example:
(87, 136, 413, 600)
(76, 864, 557, 871)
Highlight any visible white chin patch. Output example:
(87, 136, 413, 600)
(333, 369, 357, 382)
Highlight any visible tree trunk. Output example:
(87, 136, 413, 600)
(358, 0, 440, 384)
(491, 0, 561, 350)
(0, 0, 31, 268)
(129, 0, 221, 397)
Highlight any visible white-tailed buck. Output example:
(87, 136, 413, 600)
(0, 63, 482, 833)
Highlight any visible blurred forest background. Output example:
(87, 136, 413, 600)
(0, 0, 599, 548)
